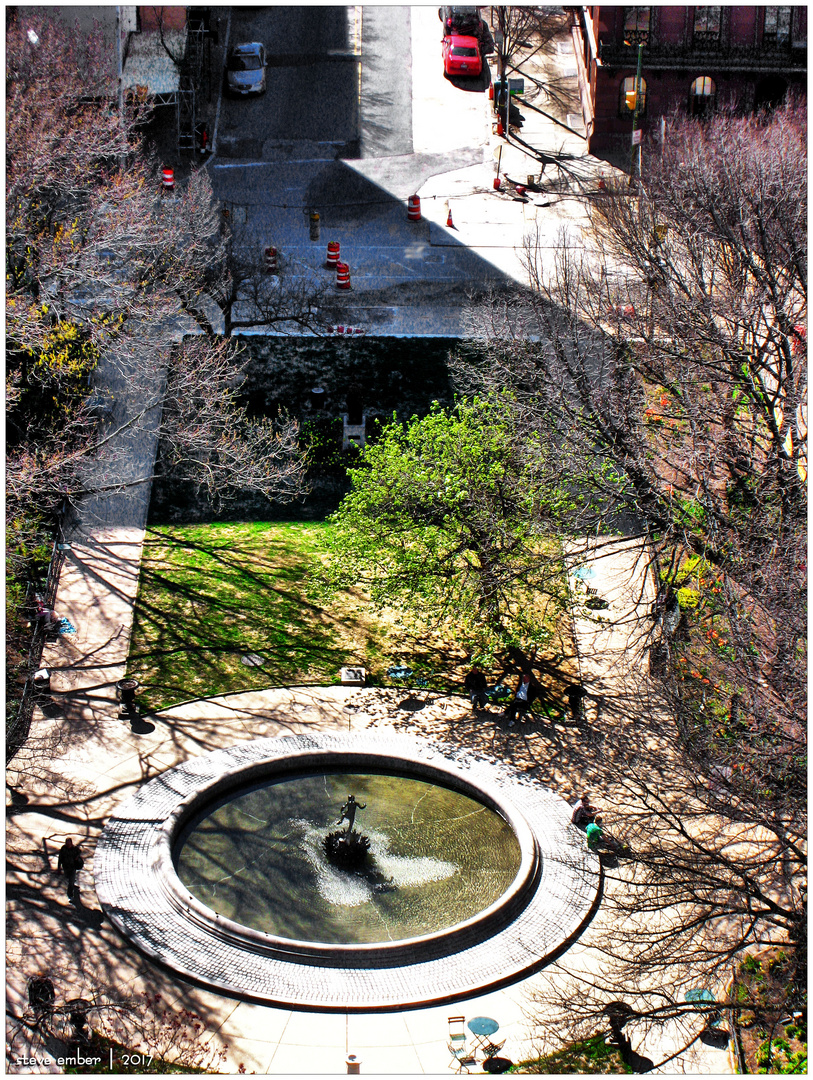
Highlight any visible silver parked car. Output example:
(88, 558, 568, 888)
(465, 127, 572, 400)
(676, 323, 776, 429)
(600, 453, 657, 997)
(226, 42, 267, 95)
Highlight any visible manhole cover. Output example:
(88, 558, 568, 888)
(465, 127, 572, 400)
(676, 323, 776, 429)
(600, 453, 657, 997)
(241, 653, 265, 667)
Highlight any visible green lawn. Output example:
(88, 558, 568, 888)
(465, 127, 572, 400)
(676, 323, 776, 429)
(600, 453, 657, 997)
(128, 521, 580, 713)
(128, 522, 396, 711)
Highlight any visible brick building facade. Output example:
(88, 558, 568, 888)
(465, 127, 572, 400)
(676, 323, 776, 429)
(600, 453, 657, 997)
(573, 5, 807, 158)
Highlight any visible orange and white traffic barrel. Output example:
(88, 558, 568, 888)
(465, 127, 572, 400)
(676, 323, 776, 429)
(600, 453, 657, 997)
(161, 167, 175, 193)
(407, 195, 421, 221)
(335, 262, 351, 290)
(265, 246, 278, 274)
(326, 240, 340, 268)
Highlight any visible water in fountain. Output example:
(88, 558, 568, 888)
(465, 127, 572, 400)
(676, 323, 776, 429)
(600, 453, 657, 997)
(175, 772, 522, 944)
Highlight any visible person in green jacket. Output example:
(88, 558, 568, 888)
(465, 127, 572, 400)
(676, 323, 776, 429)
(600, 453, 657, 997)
(585, 820, 603, 850)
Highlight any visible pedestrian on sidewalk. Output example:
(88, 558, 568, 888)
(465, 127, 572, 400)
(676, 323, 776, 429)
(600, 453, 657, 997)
(57, 838, 84, 900)
(566, 682, 587, 722)
(464, 665, 489, 711)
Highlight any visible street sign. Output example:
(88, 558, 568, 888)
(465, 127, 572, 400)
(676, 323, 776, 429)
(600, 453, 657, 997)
(494, 78, 525, 97)
(631, 129, 642, 145)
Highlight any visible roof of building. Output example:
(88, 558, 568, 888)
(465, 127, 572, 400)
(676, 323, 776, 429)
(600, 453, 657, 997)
(122, 28, 186, 99)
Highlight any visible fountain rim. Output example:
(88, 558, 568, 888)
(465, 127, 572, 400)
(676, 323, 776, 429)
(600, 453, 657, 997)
(160, 750, 540, 960)
(94, 732, 602, 1010)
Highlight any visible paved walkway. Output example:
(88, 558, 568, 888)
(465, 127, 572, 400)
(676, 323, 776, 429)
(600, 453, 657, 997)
(7, 523, 731, 1074)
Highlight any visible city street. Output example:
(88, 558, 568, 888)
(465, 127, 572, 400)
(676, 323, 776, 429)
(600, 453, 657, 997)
(208, 6, 518, 335)
(217, 7, 360, 159)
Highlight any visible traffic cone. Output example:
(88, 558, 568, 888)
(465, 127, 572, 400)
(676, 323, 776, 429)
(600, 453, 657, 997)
(446, 206, 454, 228)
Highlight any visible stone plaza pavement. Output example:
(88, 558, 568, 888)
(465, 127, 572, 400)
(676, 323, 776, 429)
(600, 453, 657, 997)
(7, 514, 731, 1073)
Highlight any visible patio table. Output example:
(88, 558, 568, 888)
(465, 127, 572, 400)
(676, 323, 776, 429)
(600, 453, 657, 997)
(468, 1016, 500, 1054)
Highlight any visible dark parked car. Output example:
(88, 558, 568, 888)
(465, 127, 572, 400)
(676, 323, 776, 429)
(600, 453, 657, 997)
(225, 42, 267, 95)
(439, 6, 481, 35)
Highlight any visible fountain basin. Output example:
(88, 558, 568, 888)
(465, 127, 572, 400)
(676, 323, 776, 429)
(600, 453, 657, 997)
(95, 732, 600, 1009)
(174, 766, 530, 949)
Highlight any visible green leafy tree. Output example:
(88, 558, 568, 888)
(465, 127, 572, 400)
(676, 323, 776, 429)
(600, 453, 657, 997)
(325, 397, 600, 655)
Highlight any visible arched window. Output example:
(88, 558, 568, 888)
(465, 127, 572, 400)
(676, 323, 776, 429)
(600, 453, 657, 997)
(619, 75, 647, 117)
(689, 76, 716, 117)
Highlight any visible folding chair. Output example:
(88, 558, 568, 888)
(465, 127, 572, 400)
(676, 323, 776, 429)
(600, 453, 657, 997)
(448, 1016, 467, 1047)
(482, 1038, 506, 1059)
(448, 1042, 478, 1073)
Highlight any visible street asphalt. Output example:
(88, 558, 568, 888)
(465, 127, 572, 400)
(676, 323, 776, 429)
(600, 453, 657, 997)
(205, 7, 614, 337)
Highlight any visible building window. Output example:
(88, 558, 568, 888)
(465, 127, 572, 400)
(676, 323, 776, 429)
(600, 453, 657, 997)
(620, 75, 647, 116)
(763, 7, 791, 45)
(693, 6, 722, 45)
(689, 76, 716, 117)
(623, 7, 650, 45)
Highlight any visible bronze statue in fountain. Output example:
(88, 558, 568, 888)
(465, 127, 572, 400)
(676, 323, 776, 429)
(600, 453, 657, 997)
(324, 794, 371, 868)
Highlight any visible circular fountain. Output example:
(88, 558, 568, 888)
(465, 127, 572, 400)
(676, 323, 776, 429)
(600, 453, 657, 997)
(95, 733, 600, 1009)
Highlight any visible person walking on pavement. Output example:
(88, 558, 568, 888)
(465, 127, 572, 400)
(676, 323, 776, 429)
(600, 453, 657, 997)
(57, 837, 83, 900)
(464, 665, 489, 711)
(566, 682, 587, 722)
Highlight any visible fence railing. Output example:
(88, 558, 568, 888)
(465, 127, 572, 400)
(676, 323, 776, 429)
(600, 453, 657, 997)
(598, 38, 806, 73)
(6, 523, 69, 763)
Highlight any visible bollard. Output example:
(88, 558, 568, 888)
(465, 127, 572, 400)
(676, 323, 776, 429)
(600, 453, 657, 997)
(493, 176, 502, 190)
(161, 166, 175, 193)
(116, 678, 139, 713)
(264, 246, 278, 274)
(345, 1054, 361, 1074)
(326, 240, 340, 268)
(335, 262, 351, 290)
(309, 211, 320, 241)
(407, 194, 421, 221)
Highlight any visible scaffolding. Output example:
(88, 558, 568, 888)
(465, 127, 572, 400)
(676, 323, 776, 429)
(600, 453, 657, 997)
(176, 21, 206, 154)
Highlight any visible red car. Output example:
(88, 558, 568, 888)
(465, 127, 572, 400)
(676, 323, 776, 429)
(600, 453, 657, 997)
(442, 33, 482, 77)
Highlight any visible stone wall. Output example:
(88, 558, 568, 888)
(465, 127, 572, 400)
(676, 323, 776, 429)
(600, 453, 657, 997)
(148, 337, 459, 524)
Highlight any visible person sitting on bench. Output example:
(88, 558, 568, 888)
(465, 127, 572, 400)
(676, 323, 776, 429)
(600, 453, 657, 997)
(571, 792, 599, 826)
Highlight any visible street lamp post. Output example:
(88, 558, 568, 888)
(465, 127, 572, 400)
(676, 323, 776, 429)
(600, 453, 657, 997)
(630, 41, 644, 181)
(494, 9, 509, 138)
